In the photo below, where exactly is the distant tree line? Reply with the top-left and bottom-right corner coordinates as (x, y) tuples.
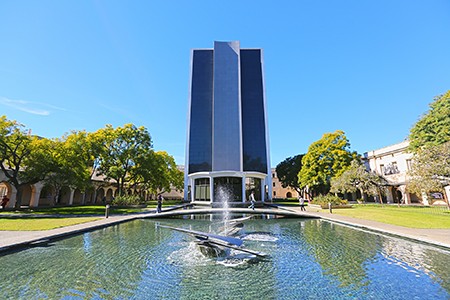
(0, 116), (183, 209)
(276, 90), (450, 207)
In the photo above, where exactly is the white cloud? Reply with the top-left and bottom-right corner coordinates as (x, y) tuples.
(0, 97), (66, 116)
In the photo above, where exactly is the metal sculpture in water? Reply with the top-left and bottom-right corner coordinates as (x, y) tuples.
(158, 216), (267, 258)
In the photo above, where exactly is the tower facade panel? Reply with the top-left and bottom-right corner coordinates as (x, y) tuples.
(188, 50), (213, 174)
(241, 49), (268, 173)
(212, 41), (242, 172)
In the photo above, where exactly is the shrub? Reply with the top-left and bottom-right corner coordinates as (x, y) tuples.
(111, 195), (141, 206)
(313, 194), (348, 206)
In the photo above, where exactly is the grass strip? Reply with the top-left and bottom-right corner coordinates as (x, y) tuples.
(331, 205), (450, 229)
(0, 217), (101, 231)
(0, 203), (185, 216)
(0, 206), (151, 215)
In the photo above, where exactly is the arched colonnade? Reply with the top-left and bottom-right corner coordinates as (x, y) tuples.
(0, 173), (119, 208)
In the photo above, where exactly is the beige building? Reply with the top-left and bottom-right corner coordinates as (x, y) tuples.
(364, 140), (417, 204)
(0, 171), (120, 208)
(271, 168), (300, 199)
(0, 170), (183, 209)
(364, 140), (449, 205)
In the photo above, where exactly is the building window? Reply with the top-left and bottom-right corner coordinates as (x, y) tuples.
(380, 164), (385, 175)
(384, 162), (400, 175)
(406, 159), (413, 171)
(273, 182), (276, 187)
(273, 191), (276, 196)
(245, 177), (261, 201)
(194, 178), (210, 201)
(213, 177), (242, 201)
(272, 173), (275, 178)
(392, 161), (399, 173)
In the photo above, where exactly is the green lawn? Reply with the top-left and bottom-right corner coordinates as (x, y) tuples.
(0, 203), (182, 231)
(3, 203), (448, 231)
(0, 201), (185, 216)
(0, 217), (101, 231)
(330, 205), (450, 229)
(0, 205), (154, 216)
(272, 199), (300, 206)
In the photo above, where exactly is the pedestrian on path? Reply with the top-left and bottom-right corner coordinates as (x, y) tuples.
(248, 191), (255, 210)
(298, 195), (306, 211)
(157, 195), (163, 213)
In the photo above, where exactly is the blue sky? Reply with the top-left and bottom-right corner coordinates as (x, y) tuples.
(1, 1), (449, 167)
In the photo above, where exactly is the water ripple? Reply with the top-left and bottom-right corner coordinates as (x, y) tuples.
(0, 218), (449, 299)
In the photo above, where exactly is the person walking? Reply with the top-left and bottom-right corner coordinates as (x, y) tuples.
(157, 194), (163, 213)
(248, 191), (256, 210)
(298, 194), (306, 211)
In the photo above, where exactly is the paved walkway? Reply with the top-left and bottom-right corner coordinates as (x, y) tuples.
(0, 214), (140, 252)
(1, 205), (449, 253)
(288, 206), (450, 249)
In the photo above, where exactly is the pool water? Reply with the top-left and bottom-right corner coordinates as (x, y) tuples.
(0, 217), (449, 299)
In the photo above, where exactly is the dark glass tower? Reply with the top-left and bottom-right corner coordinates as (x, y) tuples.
(185, 41), (271, 203)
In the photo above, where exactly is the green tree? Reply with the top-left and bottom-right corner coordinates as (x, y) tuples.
(275, 154), (304, 196)
(43, 131), (97, 205)
(40, 139), (70, 205)
(408, 141), (450, 208)
(0, 116), (53, 208)
(409, 90), (450, 152)
(151, 151), (184, 196)
(62, 130), (99, 188)
(93, 124), (153, 196)
(134, 151), (183, 198)
(330, 160), (387, 203)
(298, 130), (358, 195)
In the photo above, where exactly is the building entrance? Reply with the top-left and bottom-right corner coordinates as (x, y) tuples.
(213, 177), (242, 202)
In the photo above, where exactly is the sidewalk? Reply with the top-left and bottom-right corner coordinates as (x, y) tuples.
(0, 214), (140, 252)
(288, 206), (450, 249)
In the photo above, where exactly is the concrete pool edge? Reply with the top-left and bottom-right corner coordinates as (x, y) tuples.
(304, 210), (450, 250)
(0, 206), (449, 254)
(0, 207), (311, 253)
(318, 216), (450, 251)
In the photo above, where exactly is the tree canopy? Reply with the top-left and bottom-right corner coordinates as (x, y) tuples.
(408, 141), (450, 207)
(43, 131), (97, 205)
(0, 116), (54, 208)
(93, 124), (153, 196)
(298, 130), (358, 195)
(330, 160), (387, 202)
(1, 115), (183, 206)
(275, 154), (304, 195)
(409, 90), (450, 152)
(145, 151), (184, 196)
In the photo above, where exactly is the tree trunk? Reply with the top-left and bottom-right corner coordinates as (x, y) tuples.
(359, 188), (367, 203)
(443, 188), (450, 210)
(378, 189), (383, 205)
(53, 189), (61, 206)
(118, 178), (126, 196)
(360, 188), (367, 202)
(14, 186), (23, 209)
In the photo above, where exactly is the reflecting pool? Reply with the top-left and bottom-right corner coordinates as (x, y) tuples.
(0, 217), (449, 299)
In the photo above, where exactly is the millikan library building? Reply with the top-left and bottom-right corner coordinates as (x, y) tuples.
(185, 41), (272, 204)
